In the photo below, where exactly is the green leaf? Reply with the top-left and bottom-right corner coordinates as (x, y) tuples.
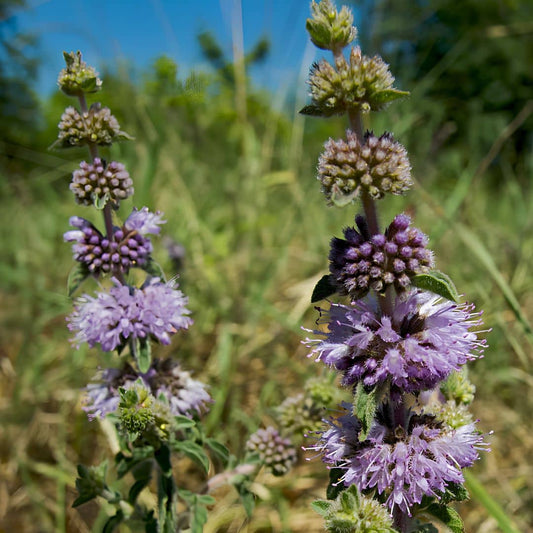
(206, 438), (230, 467)
(412, 271), (460, 302)
(196, 494), (216, 505)
(155, 444), (173, 476)
(63, 51), (75, 67)
(424, 504), (465, 533)
(67, 263), (90, 297)
(331, 186), (359, 207)
(103, 511), (124, 533)
(353, 382), (377, 441)
(311, 274), (337, 303)
(191, 501), (208, 533)
(311, 499), (332, 517)
(72, 492), (96, 508)
(299, 103), (336, 117)
(234, 480), (255, 518)
(173, 414), (196, 429)
(128, 478), (151, 504)
(81, 76), (100, 92)
(440, 482), (469, 504)
(326, 468), (345, 500)
(93, 192), (110, 210)
(134, 337), (152, 373)
(464, 471), (522, 533)
(142, 257), (166, 281)
(173, 440), (210, 473)
(371, 88), (410, 106)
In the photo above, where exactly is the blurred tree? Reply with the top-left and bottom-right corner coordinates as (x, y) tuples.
(197, 30), (269, 86)
(0, 0), (42, 181)
(355, 0), (533, 184)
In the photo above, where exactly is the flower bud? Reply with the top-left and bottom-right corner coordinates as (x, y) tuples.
(329, 213), (434, 299)
(306, 0), (357, 53)
(305, 46), (408, 117)
(319, 130), (412, 205)
(54, 103), (132, 149)
(58, 51), (102, 96)
(313, 485), (395, 533)
(70, 158), (134, 207)
(245, 426), (297, 476)
(440, 369), (476, 405)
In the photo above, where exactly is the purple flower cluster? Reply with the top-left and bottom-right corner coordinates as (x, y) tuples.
(312, 406), (487, 515)
(67, 277), (192, 352)
(83, 359), (211, 420)
(307, 290), (485, 392)
(329, 213), (434, 299)
(246, 426), (298, 476)
(64, 207), (165, 275)
(70, 158), (134, 206)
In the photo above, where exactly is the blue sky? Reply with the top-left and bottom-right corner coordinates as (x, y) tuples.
(13, 0), (330, 96)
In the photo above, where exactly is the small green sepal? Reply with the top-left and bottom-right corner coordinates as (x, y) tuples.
(142, 257), (166, 281)
(412, 270), (460, 302)
(311, 274), (337, 302)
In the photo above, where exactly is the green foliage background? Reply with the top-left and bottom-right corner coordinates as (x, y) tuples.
(1, 1), (532, 531)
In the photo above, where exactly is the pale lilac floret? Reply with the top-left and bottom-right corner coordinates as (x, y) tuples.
(143, 358), (212, 417)
(312, 410), (487, 515)
(306, 290), (485, 392)
(68, 278), (192, 352)
(125, 207), (165, 235)
(83, 359), (211, 420)
(83, 367), (135, 420)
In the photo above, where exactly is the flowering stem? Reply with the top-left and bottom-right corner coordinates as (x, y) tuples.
(76, 92), (126, 285)
(392, 507), (411, 533)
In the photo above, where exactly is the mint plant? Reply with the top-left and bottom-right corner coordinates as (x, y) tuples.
(54, 51), (270, 532)
(301, 2), (490, 532)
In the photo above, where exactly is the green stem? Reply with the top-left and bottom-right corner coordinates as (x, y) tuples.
(157, 464), (178, 532)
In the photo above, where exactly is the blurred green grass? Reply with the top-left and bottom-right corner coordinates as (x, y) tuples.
(2, 13), (533, 533)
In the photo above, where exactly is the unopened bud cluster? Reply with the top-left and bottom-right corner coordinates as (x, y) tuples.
(278, 377), (338, 436)
(314, 485), (395, 533)
(306, 0), (356, 52)
(55, 103), (131, 148)
(58, 50), (102, 96)
(64, 216), (154, 274)
(308, 47), (400, 116)
(70, 158), (134, 206)
(329, 213), (434, 299)
(246, 426), (297, 476)
(319, 130), (412, 204)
